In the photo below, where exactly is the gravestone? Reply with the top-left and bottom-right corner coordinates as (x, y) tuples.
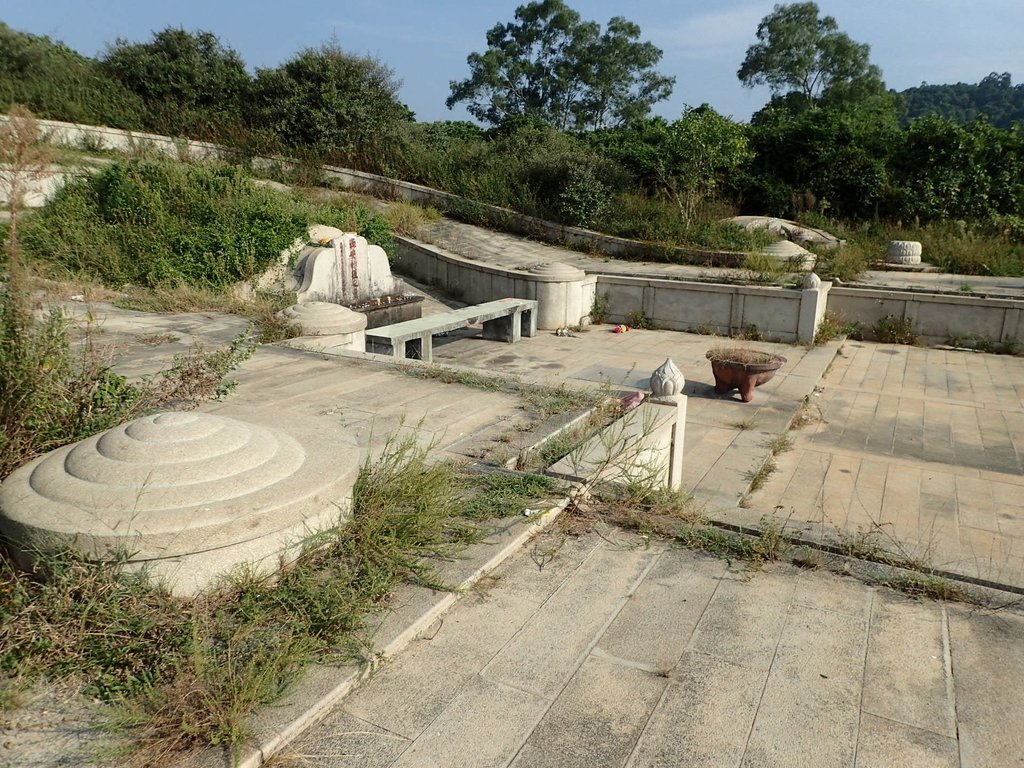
(295, 233), (398, 305)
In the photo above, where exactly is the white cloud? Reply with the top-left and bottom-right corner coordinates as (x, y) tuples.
(651, 3), (773, 60)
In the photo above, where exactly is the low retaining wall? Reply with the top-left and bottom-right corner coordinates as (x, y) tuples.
(829, 287), (1024, 344)
(395, 236), (596, 330)
(396, 236), (828, 342)
(7, 115), (226, 161)
(597, 274), (829, 343)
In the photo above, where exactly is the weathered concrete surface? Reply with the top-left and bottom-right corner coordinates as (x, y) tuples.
(745, 341), (1024, 589)
(291, 534), (1024, 767)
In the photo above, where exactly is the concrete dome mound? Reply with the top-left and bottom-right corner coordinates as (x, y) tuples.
(762, 240), (816, 271)
(0, 412), (360, 594)
(279, 301), (367, 336)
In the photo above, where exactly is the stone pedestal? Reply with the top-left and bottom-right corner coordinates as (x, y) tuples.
(647, 394), (687, 490)
(886, 240), (923, 265)
(528, 262), (587, 330)
(278, 301), (367, 350)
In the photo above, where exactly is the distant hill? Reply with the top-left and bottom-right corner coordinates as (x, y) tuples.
(899, 72), (1024, 128)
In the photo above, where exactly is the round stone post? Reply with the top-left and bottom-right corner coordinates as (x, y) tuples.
(527, 262), (587, 330)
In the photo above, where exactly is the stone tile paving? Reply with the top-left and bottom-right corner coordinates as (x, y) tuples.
(290, 532), (1024, 767)
(430, 324), (836, 511)
(745, 341), (1024, 589)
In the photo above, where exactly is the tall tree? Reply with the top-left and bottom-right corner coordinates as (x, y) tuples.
(248, 42), (412, 169)
(738, 2), (883, 111)
(447, 0), (673, 131)
(101, 28), (250, 138)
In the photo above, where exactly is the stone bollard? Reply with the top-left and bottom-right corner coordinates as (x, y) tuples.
(797, 273), (832, 343)
(649, 358), (687, 490)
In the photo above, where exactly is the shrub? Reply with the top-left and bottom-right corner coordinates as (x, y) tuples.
(873, 314), (918, 345)
(21, 158), (395, 289)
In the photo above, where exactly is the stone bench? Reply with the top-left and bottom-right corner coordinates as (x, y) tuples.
(365, 298), (538, 361)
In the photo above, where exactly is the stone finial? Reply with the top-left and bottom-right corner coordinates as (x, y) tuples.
(802, 272), (822, 289)
(650, 357), (685, 397)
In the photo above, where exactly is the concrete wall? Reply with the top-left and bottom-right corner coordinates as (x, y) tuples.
(829, 287), (1024, 344)
(395, 237), (595, 329)
(597, 275), (817, 343)
(3, 115), (226, 161)
(396, 236), (829, 342)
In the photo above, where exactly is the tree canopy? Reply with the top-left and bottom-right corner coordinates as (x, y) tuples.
(248, 43), (412, 168)
(900, 72), (1024, 129)
(447, 0), (673, 131)
(0, 23), (143, 128)
(738, 2), (884, 111)
(101, 28), (249, 138)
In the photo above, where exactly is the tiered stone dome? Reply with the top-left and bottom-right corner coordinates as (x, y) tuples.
(279, 301), (367, 336)
(0, 412), (358, 567)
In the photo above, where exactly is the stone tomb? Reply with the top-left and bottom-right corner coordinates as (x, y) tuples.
(0, 412), (360, 595)
(293, 229), (424, 327)
(295, 231), (398, 305)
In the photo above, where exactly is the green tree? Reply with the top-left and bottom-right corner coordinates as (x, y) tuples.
(591, 106), (752, 223)
(247, 42), (412, 170)
(0, 23), (143, 128)
(101, 28), (250, 138)
(738, 2), (884, 112)
(447, 0), (673, 130)
(889, 116), (1024, 222)
(743, 105), (895, 219)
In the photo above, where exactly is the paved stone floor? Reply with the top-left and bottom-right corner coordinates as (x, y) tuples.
(290, 530), (1024, 768)
(28, 293), (1024, 768)
(745, 342), (1024, 589)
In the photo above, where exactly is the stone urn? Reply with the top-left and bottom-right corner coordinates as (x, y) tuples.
(706, 348), (787, 403)
(886, 240), (922, 265)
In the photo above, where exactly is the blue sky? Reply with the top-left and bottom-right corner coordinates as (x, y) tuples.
(5, 1), (1023, 123)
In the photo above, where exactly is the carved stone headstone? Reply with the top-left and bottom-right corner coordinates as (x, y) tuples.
(294, 233), (398, 305)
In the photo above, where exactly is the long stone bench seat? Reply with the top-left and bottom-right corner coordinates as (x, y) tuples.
(365, 298), (538, 362)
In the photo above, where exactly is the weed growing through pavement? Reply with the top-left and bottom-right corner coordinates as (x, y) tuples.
(395, 363), (601, 420)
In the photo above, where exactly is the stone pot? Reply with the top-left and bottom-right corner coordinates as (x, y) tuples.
(706, 348), (787, 402)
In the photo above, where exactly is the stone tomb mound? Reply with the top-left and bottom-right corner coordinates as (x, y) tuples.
(0, 412), (360, 595)
(293, 230), (424, 328)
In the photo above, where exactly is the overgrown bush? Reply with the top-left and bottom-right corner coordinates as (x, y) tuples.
(21, 158), (395, 289)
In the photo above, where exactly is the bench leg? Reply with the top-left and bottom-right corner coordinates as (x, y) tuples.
(521, 307), (537, 337)
(366, 338), (396, 357)
(482, 313), (521, 343)
(404, 334), (432, 362)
